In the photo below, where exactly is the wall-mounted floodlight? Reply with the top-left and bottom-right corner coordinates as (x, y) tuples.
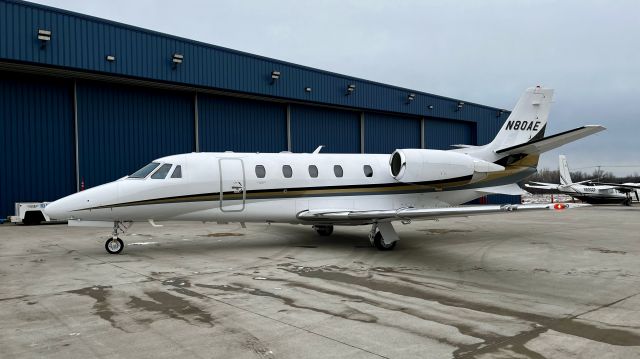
(496, 109), (505, 117)
(172, 53), (183, 68)
(346, 84), (356, 95)
(37, 29), (51, 48)
(406, 93), (416, 104)
(305, 87), (312, 92)
(106, 55), (116, 62)
(427, 105), (434, 110)
(270, 70), (280, 84)
(456, 101), (464, 111)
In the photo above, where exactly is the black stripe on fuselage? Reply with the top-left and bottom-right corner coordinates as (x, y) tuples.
(75, 175), (475, 211)
(78, 164), (536, 211)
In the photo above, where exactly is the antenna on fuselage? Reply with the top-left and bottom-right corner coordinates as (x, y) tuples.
(312, 145), (325, 154)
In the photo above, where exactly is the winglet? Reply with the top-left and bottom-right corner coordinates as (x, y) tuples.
(312, 145), (325, 154)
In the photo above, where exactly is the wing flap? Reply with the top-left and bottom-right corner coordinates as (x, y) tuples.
(297, 203), (587, 222)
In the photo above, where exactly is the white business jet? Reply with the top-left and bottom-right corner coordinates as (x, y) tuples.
(45, 87), (604, 254)
(526, 155), (638, 205)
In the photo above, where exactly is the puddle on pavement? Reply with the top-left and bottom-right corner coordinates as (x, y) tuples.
(196, 283), (377, 323)
(420, 229), (472, 235)
(278, 264), (640, 357)
(587, 247), (627, 255)
(199, 233), (245, 238)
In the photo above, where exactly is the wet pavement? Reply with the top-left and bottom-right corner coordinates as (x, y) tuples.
(1, 205), (639, 358)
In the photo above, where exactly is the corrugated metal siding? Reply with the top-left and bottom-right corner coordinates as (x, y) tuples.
(0, 72), (75, 218)
(290, 105), (360, 153)
(0, 0), (509, 124)
(425, 118), (476, 150)
(76, 81), (194, 187)
(488, 194), (521, 204)
(198, 94), (287, 152)
(364, 113), (421, 153)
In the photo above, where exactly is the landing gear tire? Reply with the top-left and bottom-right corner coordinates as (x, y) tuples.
(624, 198), (632, 206)
(373, 231), (396, 251)
(314, 225), (334, 236)
(105, 238), (124, 254)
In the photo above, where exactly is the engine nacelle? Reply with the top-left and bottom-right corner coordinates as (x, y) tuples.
(389, 149), (504, 184)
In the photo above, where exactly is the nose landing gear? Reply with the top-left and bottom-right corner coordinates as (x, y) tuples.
(105, 221), (133, 254)
(105, 238), (124, 254)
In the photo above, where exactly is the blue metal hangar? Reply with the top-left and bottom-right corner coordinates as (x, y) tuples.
(0, 0), (517, 219)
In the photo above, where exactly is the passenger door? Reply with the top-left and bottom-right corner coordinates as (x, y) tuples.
(219, 158), (245, 212)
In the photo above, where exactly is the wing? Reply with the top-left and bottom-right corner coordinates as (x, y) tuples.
(593, 182), (640, 191)
(296, 203), (586, 224)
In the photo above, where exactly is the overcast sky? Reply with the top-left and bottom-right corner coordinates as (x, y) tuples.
(34, 0), (640, 175)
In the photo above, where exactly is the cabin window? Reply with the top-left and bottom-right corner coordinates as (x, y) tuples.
(282, 165), (293, 178)
(308, 165), (318, 178)
(363, 165), (373, 177)
(171, 165), (182, 178)
(334, 165), (343, 178)
(151, 163), (173, 179)
(129, 162), (160, 179)
(255, 165), (266, 178)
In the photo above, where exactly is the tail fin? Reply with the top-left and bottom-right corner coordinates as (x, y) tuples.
(488, 86), (553, 151)
(558, 155), (573, 185)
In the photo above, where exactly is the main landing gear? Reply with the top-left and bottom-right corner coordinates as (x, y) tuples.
(369, 222), (399, 251)
(105, 221), (132, 254)
(313, 225), (334, 236)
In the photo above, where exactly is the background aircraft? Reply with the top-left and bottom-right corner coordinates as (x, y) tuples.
(526, 155), (638, 205)
(45, 87), (602, 254)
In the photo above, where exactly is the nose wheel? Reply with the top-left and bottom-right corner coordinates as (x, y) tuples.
(104, 221), (132, 254)
(105, 238), (124, 254)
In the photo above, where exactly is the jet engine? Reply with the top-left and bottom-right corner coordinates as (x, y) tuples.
(389, 149), (504, 185)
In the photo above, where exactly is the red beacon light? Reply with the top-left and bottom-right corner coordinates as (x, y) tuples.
(553, 203), (567, 210)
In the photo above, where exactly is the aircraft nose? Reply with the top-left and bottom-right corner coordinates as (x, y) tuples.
(44, 197), (74, 220)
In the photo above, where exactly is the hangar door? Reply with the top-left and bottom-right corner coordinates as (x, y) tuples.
(76, 82), (195, 188)
(290, 105), (360, 153)
(364, 113), (421, 153)
(198, 95), (287, 152)
(425, 118), (476, 150)
(0, 73), (75, 218)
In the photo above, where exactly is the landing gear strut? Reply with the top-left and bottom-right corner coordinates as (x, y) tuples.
(369, 222), (398, 251)
(105, 221), (132, 254)
(313, 225), (334, 236)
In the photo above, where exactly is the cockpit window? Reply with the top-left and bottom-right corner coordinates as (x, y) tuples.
(151, 164), (173, 179)
(129, 162), (160, 179)
(171, 165), (182, 178)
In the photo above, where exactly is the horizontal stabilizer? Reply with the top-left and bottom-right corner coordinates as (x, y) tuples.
(525, 183), (559, 190)
(496, 125), (605, 155)
(477, 184), (525, 196)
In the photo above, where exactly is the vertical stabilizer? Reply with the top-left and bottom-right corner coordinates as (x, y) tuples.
(489, 87), (554, 152)
(559, 155), (573, 185)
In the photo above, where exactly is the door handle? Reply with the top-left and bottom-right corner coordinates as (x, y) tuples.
(231, 181), (244, 193)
